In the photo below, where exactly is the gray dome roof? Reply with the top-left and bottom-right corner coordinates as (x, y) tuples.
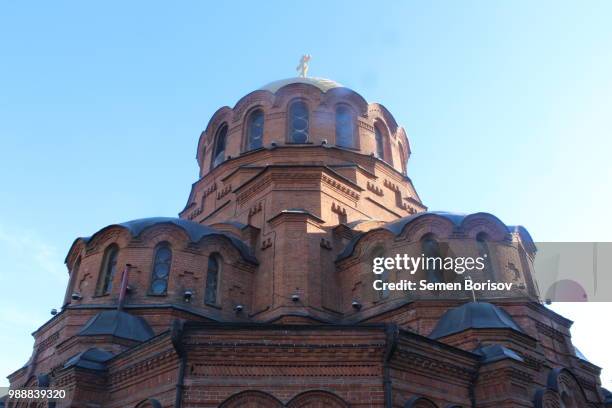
(69, 217), (258, 264)
(336, 211), (534, 261)
(78, 310), (155, 342)
(429, 302), (523, 339)
(260, 77), (343, 93)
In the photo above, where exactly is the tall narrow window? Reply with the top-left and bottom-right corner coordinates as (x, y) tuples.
(150, 243), (172, 295)
(246, 109), (264, 150)
(421, 234), (444, 283)
(211, 124), (228, 169)
(476, 232), (495, 279)
(288, 101), (309, 143)
(63, 257), (81, 306)
(205, 254), (221, 305)
(372, 247), (389, 300)
(398, 142), (407, 175)
(97, 245), (118, 295)
(335, 105), (355, 148)
(374, 125), (385, 160)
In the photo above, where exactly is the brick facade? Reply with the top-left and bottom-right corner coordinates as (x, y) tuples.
(4, 77), (607, 408)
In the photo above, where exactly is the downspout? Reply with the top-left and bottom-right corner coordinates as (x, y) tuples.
(171, 319), (186, 408)
(468, 361), (481, 408)
(383, 324), (399, 408)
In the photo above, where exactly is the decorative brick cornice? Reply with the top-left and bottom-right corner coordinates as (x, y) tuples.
(321, 174), (360, 200)
(395, 350), (475, 379)
(36, 331), (60, 353)
(331, 202), (347, 216)
(217, 184), (232, 200)
(261, 237), (273, 250)
(190, 362), (378, 377)
(535, 321), (565, 342)
(248, 201), (263, 217)
(366, 181), (384, 196)
(357, 119), (374, 133)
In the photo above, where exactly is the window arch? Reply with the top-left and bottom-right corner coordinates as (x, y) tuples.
(149, 243), (172, 295)
(205, 253), (222, 305)
(97, 244), (118, 295)
(211, 124), (228, 169)
(420, 234), (444, 283)
(476, 232), (495, 279)
(335, 105), (355, 148)
(371, 247), (389, 300)
(398, 142), (407, 175)
(288, 100), (309, 143)
(246, 109), (264, 151)
(374, 124), (385, 160)
(63, 257), (81, 306)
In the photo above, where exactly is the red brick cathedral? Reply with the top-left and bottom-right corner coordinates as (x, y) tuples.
(6, 76), (611, 408)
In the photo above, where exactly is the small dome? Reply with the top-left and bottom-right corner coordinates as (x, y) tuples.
(429, 302), (523, 339)
(64, 347), (114, 371)
(78, 310), (155, 342)
(260, 77), (343, 93)
(71, 217), (258, 265)
(473, 344), (524, 363)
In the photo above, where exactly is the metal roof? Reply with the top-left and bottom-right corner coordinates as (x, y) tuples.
(69, 217), (258, 265)
(64, 347), (114, 371)
(78, 310), (155, 342)
(429, 302), (524, 339)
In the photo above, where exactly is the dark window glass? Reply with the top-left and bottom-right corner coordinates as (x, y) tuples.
(372, 248), (389, 300)
(150, 244), (172, 295)
(98, 245), (118, 295)
(476, 232), (495, 279)
(398, 142), (407, 174)
(247, 109), (264, 150)
(211, 124), (228, 169)
(335, 105), (354, 148)
(289, 101), (309, 143)
(64, 257), (81, 306)
(421, 235), (443, 283)
(205, 254), (220, 305)
(375, 125), (385, 159)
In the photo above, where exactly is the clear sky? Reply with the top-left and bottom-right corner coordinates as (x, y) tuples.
(1, 0), (611, 389)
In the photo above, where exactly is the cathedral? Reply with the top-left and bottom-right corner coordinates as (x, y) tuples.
(4, 74), (611, 408)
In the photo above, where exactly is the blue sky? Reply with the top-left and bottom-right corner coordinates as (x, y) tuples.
(1, 1), (611, 388)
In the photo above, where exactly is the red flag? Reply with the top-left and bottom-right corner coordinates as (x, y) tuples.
(117, 264), (131, 310)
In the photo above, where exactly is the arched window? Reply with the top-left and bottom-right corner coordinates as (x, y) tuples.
(246, 109), (264, 150)
(420, 234), (444, 283)
(372, 247), (389, 300)
(398, 142), (407, 175)
(97, 245), (118, 295)
(149, 243), (172, 295)
(63, 257), (81, 306)
(288, 101), (309, 143)
(211, 124), (228, 169)
(205, 253), (221, 305)
(335, 105), (355, 148)
(476, 232), (495, 279)
(374, 124), (385, 160)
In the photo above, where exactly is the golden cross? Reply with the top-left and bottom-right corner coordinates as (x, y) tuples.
(296, 54), (311, 78)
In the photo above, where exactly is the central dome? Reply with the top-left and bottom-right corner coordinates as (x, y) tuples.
(260, 77), (343, 93)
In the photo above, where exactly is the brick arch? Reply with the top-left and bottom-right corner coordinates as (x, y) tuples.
(547, 368), (589, 407)
(461, 213), (509, 241)
(286, 390), (349, 408)
(219, 390), (283, 408)
(534, 388), (561, 408)
(404, 395), (439, 408)
(134, 399), (162, 408)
